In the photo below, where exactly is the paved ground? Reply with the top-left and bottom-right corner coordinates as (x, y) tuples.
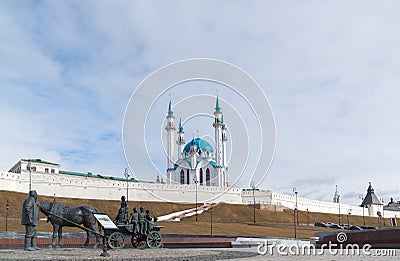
(0, 247), (398, 260)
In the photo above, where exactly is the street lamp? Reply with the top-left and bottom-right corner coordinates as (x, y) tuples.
(210, 206), (213, 237)
(124, 168), (129, 203)
(382, 198), (385, 226)
(347, 210), (351, 227)
(193, 174), (198, 222)
(359, 194), (365, 225)
(250, 181), (256, 224)
(27, 162), (32, 192)
(293, 187), (298, 238)
(5, 201), (10, 232)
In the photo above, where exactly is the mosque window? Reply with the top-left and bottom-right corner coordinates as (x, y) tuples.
(51, 169), (55, 174)
(186, 169), (190, 184)
(180, 170), (184, 184)
(45, 168), (49, 173)
(200, 168), (203, 185)
(206, 168), (210, 186)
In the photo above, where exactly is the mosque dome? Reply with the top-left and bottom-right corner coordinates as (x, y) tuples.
(183, 138), (214, 153)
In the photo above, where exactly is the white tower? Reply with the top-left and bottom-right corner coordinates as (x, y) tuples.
(221, 116), (228, 186)
(177, 118), (185, 159)
(165, 100), (176, 184)
(212, 96), (224, 187)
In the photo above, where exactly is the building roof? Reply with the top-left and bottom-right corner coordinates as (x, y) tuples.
(22, 159), (60, 166)
(361, 182), (382, 206)
(183, 138), (214, 153)
(215, 95), (221, 112)
(178, 118), (184, 133)
(167, 100), (174, 117)
(59, 170), (141, 182)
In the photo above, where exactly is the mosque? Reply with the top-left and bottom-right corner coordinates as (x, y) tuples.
(165, 96), (228, 187)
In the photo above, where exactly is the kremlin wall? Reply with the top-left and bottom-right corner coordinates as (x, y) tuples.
(2, 159), (399, 220)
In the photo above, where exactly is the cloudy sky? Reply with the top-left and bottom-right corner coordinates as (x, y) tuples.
(1, 1), (400, 205)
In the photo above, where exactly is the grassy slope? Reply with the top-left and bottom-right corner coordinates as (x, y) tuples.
(0, 190), (386, 239)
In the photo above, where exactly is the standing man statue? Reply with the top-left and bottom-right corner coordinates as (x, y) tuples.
(129, 207), (139, 234)
(21, 190), (40, 251)
(138, 206), (146, 235)
(145, 209), (152, 234)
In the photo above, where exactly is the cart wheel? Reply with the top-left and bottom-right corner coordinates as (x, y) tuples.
(131, 234), (146, 249)
(107, 232), (125, 249)
(146, 231), (163, 249)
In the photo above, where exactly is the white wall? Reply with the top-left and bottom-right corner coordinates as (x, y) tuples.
(0, 170), (242, 204)
(242, 189), (394, 218)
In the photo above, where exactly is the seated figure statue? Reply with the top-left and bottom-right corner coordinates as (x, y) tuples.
(114, 196), (128, 225)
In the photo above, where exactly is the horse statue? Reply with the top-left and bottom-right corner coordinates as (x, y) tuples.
(37, 200), (102, 248)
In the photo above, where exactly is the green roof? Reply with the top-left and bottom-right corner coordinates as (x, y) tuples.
(59, 170), (141, 182)
(22, 159), (60, 166)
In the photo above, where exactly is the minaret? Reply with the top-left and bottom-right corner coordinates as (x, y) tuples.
(333, 185), (340, 203)
(221, 116), (228, 186)
(189, 138), (198, 172)
(165, 100), (176, 184)
(177, 118), (185, 159)
(212, 95), (223, 187)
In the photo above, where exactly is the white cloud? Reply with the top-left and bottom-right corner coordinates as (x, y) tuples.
(1, 1), (400, 205)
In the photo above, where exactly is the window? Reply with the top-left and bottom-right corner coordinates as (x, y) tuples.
(45, 168), (49, 173)
(186, 169), (190, 185)
(51, 169), (55, 174)
(180, 170), (185, 184)
(206, 168), (210, 186)
(200, 168), (203, 185)
(31, 166), (36, 172)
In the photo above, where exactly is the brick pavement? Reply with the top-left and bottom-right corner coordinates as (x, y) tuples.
(0, 247), (398, 260)
(0, 247), (257, 260)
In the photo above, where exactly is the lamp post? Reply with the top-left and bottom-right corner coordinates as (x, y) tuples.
(251, 181), (256, 224)
(5, 201), (10, 232)
(382, 198), (385, 226)
(293, 187), (298, 238)
(194, 174), (198, 222)
(124, 168), (129, 203)
(210, 206), (213, 237)
(337, 194), (341, 226)
(347, 210), (351, 227)
(359, 194), (365, 225)
(27, 162), (32, 191)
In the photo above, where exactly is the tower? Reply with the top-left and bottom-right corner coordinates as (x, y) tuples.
(177, 118), (185, 159)
(212, 95), (224, 186)
(221, 116), (228, 186)
(333, 185), (340, 203)
(165, 100), (176, 184)
(360, 182), (383, 217)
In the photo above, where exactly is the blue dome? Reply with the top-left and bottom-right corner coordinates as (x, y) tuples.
(183, 138), (214, 153)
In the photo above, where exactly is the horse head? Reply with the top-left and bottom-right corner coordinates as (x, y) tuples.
(37, 200), (52, 216)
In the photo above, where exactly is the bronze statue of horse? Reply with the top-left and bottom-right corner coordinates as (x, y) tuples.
(37, 200), (101, 248)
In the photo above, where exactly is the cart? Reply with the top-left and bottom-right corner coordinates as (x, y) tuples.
(100, 218), (164, 249)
